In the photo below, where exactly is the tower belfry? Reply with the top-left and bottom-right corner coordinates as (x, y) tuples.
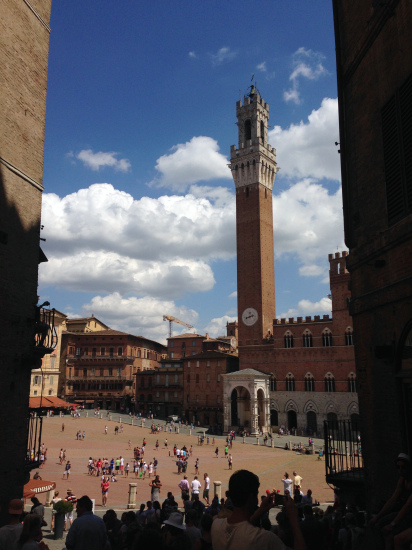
(230, 86), (277, 347)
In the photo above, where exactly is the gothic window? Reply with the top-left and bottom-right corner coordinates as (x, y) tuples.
(348, 373), (357, 393)
(284, 331), (294, 348)
(322, 330), (333, 347)
(345, 328), (354, 346)
(245, 119), (251, 141)
(270, 378), (277, 391)
(303, 331), (313, 348)
(324, 373), (336, 392)
(305, 374), (315, 392)
(260, 120), (265, 143)
(286, 373), (295, 392)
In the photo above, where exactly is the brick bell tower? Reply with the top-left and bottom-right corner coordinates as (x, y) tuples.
(230, 85), (277, 346)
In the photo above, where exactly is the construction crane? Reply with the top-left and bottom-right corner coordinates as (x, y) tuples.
(163, 315), (194, 338)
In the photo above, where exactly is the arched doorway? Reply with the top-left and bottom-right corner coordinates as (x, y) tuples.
(307, 411), (317, 434)
(270, 410), (278, 426)
(287, 410), (297, 430)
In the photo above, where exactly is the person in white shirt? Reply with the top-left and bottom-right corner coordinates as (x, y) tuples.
(191, 476), (201, 501)
(281, 472), (293, 495)
(203, 473), (210, 505)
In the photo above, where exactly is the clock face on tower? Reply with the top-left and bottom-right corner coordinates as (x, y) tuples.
(242, 307), (258, 326)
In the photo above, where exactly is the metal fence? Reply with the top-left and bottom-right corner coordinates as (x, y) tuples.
(26, 415), (43, 471)
(324, 420), (364, 481)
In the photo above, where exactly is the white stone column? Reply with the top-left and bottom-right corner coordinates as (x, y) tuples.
(127, 483), (137, 509)
(214, 481), (222, 500)
(250, 398), (259, 436)
(223, 400), (231, 434)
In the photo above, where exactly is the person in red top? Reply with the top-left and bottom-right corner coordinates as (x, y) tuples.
(101, 477), (110, 507)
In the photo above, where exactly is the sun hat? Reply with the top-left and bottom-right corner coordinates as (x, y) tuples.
(163, 512), (186, 530)
(8, 499), (24, 514)
(67, 488), (73, 492)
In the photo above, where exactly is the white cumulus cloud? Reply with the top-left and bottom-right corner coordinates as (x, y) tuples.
(40, 182), (236, 298)
(77, 293), (199, 344)
(152, 136), (231, 192)
(75, 149), (131, 172)
(278, 296), (332, 320)
(284, 47), (328, 105)
(273, 178), (345, 273)
(269, 98), (340, 181)
(203, 315), (237, 339)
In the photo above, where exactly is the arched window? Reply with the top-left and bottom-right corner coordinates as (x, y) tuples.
(284, 331), (294, 348)
(345, 328), (354, 346)
(286, 373), (295, 392)
(260, 120), (265, 143)
(303, 331), (313, 348)
(348, 373), (356, 392)
(322, 329), (333, 347)
(324, 373), (336, 392)
(304, 374), (315, 392)
(245, 119), (251, 141)
(270, 378), (277, 391)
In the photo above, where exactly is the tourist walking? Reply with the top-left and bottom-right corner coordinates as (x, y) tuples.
(149, 475), (162, 503)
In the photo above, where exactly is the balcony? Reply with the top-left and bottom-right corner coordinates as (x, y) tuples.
(67, 354), (134, 362)
(324, 420), (365, 504)
(26, 416), (43, 472)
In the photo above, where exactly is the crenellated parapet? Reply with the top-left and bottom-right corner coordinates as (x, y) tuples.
(275, 315), (331, 325)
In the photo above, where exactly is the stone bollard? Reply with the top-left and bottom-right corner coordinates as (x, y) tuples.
(214, 481), (222, 501)
(243, 435), (246, 444)
(189, 429), (192, 436)
(127, 483), (137, 509)
(256, 437), (259, 446)
(45, 489), (54, 507)
(100, 413), (103, 419)
(289, 440), (292, 450)
(141, 420), (144, 428)
(271, 438), (274, 448)
(177, 427), (179, 434)
(86, 412), (88, 418)
(109, 415), (112, 421)
(119, 417), (122, 424)
(310, 443), (314, 455)
(131, 418), (134, 426)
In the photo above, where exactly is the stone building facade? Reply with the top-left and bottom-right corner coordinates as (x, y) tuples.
(64, 329), (166, 410)
(332, 0), (412, 517)
(0, 0), (52, 524)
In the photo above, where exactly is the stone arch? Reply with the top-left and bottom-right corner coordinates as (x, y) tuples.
(270, 400), (279, 411)
(303, 400), (319, 414)
(347, 401), (359, 416)
(324, 400), (338, 415)
(284, 399), (298, 413)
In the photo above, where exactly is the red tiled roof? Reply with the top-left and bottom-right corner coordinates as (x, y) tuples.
(29, 396), (78, 409)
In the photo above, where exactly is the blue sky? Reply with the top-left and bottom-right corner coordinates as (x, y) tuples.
(39, 1), (344, 344)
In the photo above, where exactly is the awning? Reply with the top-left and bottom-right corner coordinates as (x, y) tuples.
(23, 479), (56, 499)
(29, 396), (78, 409)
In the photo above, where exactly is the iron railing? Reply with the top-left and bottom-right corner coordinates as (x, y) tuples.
(26, 415), (43, 471)
(324, 420), (364, 484)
